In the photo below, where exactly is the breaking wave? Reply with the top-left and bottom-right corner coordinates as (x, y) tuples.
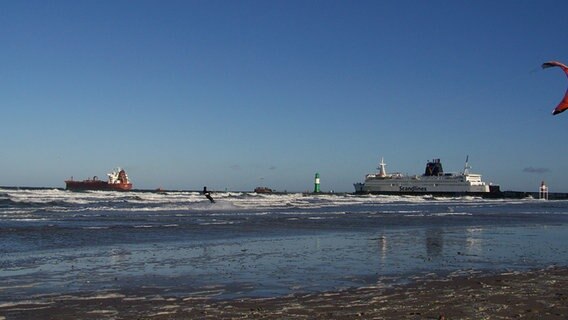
(0, 187), (565, 223)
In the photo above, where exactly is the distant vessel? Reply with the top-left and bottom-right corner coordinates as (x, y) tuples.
(65, 168), (133, 191)
(354, 157), (500, 196)
(254, 187), (273, 193)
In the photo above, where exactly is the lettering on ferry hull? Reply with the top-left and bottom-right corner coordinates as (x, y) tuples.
(399, 186), (427, 192)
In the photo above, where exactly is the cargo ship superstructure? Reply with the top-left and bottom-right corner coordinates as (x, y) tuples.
(354, 157), (499, 196)
(65, 168), (133, 191)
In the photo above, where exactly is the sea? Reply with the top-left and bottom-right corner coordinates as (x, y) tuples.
(2, 188), (568, 302)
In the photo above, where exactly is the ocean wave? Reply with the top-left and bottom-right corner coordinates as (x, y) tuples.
(0, 188), (556, 221)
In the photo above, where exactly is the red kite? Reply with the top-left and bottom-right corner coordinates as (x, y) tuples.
(542, 61), (568, 115)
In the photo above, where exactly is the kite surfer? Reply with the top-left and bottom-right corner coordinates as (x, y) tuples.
(203, 186), (215, 203)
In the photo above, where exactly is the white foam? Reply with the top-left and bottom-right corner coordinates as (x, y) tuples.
(0, 301), (52, 308)
(58, 293), (126, 300)
(1, 188), (554, 220)
(86, 310), (118, 315)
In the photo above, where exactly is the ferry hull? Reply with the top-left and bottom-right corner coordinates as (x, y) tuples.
(353, 188), (502, 198)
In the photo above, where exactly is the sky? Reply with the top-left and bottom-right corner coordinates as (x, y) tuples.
(2, 0), (568, 192)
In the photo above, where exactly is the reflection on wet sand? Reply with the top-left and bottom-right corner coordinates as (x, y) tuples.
(465, 227), (484, 256)
(426, 228), (443, 259)
(378, 235), (387, 261)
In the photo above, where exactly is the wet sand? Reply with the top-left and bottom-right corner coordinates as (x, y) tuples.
(4, 193), (568, 319)
(2, 266), (567, 319)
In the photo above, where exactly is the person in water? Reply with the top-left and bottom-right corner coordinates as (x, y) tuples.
(203, 186), (215, 203)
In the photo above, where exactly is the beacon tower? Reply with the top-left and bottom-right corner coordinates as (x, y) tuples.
(314, 173), (321, 193)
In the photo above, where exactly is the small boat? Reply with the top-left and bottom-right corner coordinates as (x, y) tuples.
(254, 187), (273, 193)
(65, 168), (133, 191)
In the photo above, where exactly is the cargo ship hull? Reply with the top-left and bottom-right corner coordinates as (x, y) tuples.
(65, 168), (133, 191)
(65, 180), (132, 191)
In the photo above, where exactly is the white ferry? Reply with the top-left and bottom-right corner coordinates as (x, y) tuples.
(354, 157), (500, 196)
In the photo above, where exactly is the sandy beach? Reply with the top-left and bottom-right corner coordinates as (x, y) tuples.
(2, 266), (567, 319)
(3, 191), (568, 319)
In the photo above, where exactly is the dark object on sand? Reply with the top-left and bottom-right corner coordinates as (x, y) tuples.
(203, 186), (215, 203)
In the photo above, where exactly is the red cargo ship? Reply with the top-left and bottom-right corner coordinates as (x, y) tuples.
(65, 168), (133, 191)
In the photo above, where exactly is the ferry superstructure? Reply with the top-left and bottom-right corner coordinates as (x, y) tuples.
(354, 157), (499, 196)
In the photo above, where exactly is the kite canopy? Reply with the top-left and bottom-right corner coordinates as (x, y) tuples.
(542, 61), (568, 72)
(542, 61), (568, 115)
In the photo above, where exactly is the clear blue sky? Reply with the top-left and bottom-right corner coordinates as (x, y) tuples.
(2, 0), (568, 192)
